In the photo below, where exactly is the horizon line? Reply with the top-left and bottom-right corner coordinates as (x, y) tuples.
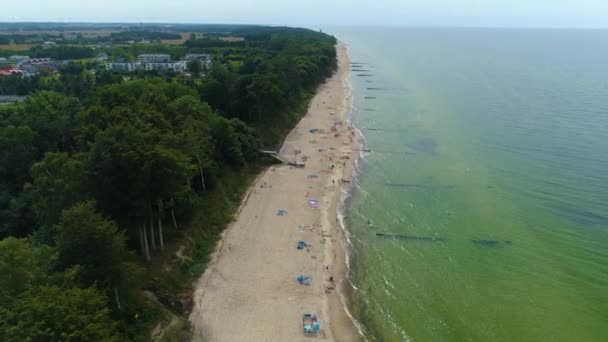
(0, 21), (607, 30)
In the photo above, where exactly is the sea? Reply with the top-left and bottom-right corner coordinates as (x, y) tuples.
(330, 27), (608, 341)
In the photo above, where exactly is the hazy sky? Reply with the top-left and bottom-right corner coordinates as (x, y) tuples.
(2, 0), (608, 28)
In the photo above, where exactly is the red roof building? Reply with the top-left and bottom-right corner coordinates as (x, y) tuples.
(0, 66), (22, 76)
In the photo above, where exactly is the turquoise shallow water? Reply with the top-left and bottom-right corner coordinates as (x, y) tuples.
(330, 28), (608, 341)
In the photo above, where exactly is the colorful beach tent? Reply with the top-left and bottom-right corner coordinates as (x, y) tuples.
(297, 240), (306, 249)
(303, 314), (319, 335)
(296, 275), (311, 285)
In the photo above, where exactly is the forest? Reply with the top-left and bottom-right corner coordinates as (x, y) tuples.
(0, 25), (336, 340)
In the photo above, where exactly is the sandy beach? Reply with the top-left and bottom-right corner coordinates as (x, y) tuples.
(189, 43), (362, 341)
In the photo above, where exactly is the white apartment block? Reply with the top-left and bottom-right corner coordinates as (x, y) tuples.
(184, 53), (212, 69)
(137, 54), (171, 63)
(105, 53), (209, 73)
(105, 62), (140, 72)
(143, 61), (187, 72)
(106, 61), (187, 73)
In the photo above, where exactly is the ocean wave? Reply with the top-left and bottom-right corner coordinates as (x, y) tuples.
(336, 196), (368, 341)
(335, 59), (369, 340)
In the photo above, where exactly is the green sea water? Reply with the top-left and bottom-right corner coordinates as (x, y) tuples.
(331, 28), (608, 341)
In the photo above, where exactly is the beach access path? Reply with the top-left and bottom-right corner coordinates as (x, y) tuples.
(189, 43), (361, 342)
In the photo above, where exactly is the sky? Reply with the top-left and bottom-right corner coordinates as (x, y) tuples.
(2, 0), (608, 28)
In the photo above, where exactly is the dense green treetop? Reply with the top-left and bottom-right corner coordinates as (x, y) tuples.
(0, 286), (121, 342)
(0, 25), (337, 340)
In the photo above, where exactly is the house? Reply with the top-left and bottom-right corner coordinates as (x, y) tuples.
(9, 55), (30, 63)
(17, 60), (59, 77)
(19, 64), (38, 77)
(43, 41), (58, 48)
(96, 52), (109, 61)
(137, 54), (171, 63)
(29, 58), (52, 64)
(0, 66), (23, 76)
(14, 58), (58, 77)
(0, 95), (27, 105)
(32, 62), (60, 75)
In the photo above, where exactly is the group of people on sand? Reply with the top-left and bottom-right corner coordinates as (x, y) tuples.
(324, 265), (336, 294)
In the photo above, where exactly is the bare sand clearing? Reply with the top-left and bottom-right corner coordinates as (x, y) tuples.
(190, 43), (362, 342)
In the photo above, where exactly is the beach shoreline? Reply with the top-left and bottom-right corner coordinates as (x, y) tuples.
(320, 44), (364, 342)
(189, 42), (362, 341)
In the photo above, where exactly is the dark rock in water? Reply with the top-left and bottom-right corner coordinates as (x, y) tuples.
(357, 74), (373, 77)
(549, 204), (608, 226)
(351, 69), (369, 72)
(363, 108), (376, 112)
(364, 96), (377, 99)
(409, 137), (437, 155)
(367, 87), (386, 90)
(472, 239), (499, 247)
(376, 233), (444, 242)
(472, 239), (513, 247)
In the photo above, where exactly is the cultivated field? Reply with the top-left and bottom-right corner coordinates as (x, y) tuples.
(0, 44), (32, 51)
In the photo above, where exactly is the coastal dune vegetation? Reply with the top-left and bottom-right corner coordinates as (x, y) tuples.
(0, 24), (336, 340)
